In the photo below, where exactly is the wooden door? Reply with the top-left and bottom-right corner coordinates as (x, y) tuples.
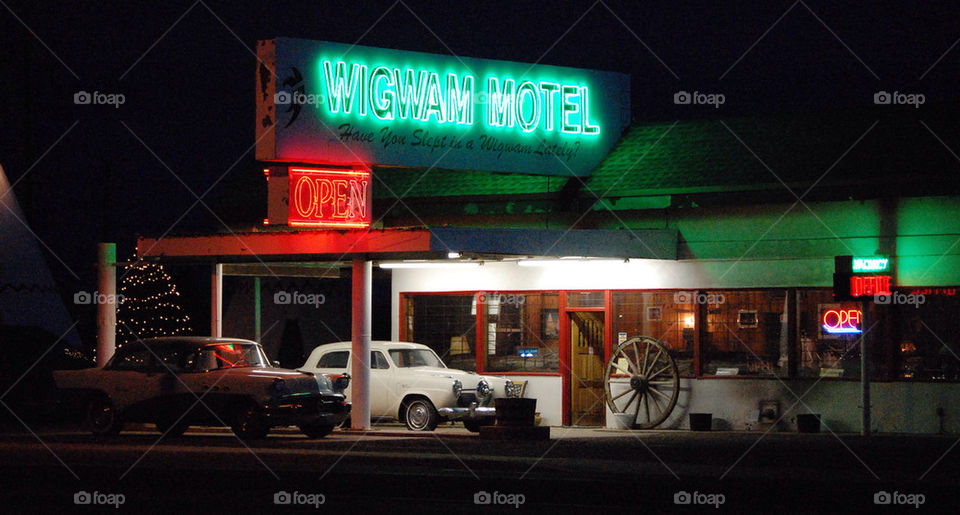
(569, 311), (605, 426)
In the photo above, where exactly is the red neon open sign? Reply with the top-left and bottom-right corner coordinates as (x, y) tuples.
(288, 168), (371, 228)
(822, 308), (861, 334)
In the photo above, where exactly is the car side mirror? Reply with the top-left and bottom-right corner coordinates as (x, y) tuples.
(334, 373), (351, 390)
(272, 360), (280, 367)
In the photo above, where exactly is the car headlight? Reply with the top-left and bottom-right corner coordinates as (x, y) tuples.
(477, 378), (491, 398)
(452, 379), (462, 397)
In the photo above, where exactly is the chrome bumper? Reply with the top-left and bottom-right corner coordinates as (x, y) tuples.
(438, 403), (496, 421)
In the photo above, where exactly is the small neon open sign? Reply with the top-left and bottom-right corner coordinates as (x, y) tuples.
(822, 308), (862, 334)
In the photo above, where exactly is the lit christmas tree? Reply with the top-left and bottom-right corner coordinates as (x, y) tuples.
(117, 259), (192, 346)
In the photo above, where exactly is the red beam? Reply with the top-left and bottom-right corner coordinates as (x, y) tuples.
(138, 229), (432, 259)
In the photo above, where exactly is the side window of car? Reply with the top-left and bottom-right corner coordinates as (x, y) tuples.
(155, 347), (190, 373)
(110, 348), (153, 372)
(317, 351), (349, 369)
(372, 351), (390, 369)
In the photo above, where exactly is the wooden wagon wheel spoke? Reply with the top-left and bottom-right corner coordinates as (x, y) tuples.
(604, 336), (680, 430)
(648, 363), (673, 380)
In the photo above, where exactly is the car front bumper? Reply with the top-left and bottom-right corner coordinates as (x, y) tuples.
(264, 393), (351, 427)
(438, 404), (496, 421)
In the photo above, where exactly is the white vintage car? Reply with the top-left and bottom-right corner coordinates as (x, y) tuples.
(300, 341), (521, 431)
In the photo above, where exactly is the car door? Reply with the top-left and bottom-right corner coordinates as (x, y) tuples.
(105, 344), (167, 419)
(368, 350), (394, 417)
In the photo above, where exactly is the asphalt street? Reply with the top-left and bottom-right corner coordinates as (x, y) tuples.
(0, 424), (957, 513)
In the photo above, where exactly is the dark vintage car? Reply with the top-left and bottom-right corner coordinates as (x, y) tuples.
(53, 337), (350, 439)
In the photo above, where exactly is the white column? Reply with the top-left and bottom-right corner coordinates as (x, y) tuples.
(96, 243), (116, 367)
(211, 263), (223, 337)
(350, 258), (372, 430)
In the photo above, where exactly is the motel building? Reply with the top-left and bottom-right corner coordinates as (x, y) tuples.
(138, 38), (960, 433)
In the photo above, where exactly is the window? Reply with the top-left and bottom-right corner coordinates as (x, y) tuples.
(317, 351), (349, 369)
(109, 346), (153, 372)
(797, 289), (863, 379)
(388, 348), (444, 368)
(702, 290), (788, 377)
(372, 351), (390, 369)
(403, 294), (476, 371)
(613, 291), (696, 376)
(198, 343), (268, 371)
(484, 293), (560, 373)
(155, 345), (194, 373)
(894, 288), (960, 381)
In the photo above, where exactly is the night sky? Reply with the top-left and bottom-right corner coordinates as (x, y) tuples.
(2, 1), (959, 342)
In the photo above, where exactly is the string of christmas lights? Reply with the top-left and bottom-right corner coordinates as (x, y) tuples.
(117, 256), (192, 347)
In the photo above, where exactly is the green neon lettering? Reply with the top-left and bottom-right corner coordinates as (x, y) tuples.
(357, 65), (368, 116)
(423, 72), (445, 122)
(393, 68), (428, 120)
(447, 73), (474, 125)
(369, 66), (394, 120)
(488, 77), (515, 127)
(561, 84), (581, 134)
(516, 81), (540, 132)
(580, 86), (598, 135)
(538, 82), (559, 131)
(322, 60), (361, 114)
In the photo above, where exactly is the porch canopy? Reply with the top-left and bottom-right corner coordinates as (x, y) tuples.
(137, 226), (678, 263)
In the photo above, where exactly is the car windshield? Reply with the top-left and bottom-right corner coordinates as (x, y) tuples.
(388, 348), (444, 368)
(197, 343), (268, 370)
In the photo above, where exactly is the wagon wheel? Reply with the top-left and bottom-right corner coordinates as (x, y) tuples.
(604, 336), (679, 429)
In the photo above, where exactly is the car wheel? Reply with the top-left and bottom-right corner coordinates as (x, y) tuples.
(155, 417), (189, 437)
(87, 396), (123, 436)
(403, 397), (439, 431)
(231, 404), (269, 440)
(300, 423), (335, 439)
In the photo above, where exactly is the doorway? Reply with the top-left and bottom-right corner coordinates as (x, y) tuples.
(568, 311), (605, 426)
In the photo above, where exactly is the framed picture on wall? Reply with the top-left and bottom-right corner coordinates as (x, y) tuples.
(737, 310), (759, 328)
(541, 309), (559, 340)
(646, 306), (662, 321)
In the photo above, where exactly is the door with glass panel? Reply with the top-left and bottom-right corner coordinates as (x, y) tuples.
(569, 311), (605, 426)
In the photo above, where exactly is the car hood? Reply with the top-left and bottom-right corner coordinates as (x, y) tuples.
(406, 367), (509, 387)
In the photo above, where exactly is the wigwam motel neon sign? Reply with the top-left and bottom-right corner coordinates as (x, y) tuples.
(256, 38), (630, 177)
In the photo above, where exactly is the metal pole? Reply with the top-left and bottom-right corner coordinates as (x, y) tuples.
(350, 258), (372, 430)
(211, 263), (222, 338)
(96, 243), (117, 367)
(861, 298), (870, 436)
(253, 276), (262, 342)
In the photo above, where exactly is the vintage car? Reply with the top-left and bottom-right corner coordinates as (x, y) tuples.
(53, 337), (351, 439)
(299, 341), (521, 431)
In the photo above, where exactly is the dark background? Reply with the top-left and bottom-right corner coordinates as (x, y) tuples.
(1, 1), (958, 346)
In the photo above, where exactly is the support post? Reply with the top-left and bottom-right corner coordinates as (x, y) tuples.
(211, 263), (223, 337)
(350, 258), (372, 430)
(253, 276), (262, 342)
(96, 243), (117, 367)
(861, 298), (870, 436)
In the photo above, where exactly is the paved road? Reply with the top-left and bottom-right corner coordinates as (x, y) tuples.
(0, 425), (957, 512)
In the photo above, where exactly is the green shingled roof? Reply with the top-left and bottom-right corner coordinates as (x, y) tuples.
(373, 106), (960, 201)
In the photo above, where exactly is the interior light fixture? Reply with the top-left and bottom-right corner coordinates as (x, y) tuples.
(447, 252), (462, 259)
(379, 261), (481, 269)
